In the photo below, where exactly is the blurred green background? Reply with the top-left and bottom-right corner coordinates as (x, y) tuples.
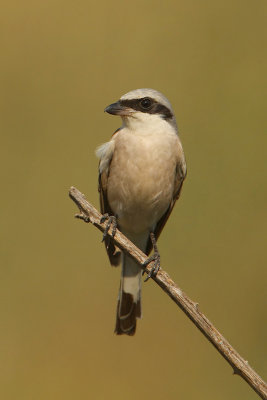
(0, 1), (266, 399)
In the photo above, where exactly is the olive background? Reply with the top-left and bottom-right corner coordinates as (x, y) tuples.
(0, 1), (266, 399)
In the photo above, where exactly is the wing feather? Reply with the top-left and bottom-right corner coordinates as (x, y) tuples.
(145, 162), (186, 255)
(98, 139), (121, 266)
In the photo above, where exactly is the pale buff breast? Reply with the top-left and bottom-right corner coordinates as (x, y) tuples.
(107, 128), (181, 233)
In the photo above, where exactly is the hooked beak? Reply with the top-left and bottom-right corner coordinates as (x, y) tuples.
(104, 101), (132, 116)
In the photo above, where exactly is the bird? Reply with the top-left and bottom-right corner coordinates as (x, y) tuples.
(96, 88), (186, 336)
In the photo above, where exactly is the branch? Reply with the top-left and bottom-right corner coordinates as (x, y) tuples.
(69, 186), (267, 399)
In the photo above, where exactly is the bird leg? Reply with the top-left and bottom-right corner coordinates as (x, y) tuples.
(142, 232), (160, 282)
(100, 213), (117, 241)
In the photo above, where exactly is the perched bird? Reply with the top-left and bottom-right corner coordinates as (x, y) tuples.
(96, 88), (186, 335)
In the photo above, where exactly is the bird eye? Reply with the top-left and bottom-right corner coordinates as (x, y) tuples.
(140, 97), (152, 109)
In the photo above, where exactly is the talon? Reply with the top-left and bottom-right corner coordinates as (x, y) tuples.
(143, 256), (160, 282)
(142, 255), (155, 280)
(143, 232), (161, 281)
(100, 213), (117, 241)
(144, 272), (152, 283)
(142, 254), (155, 267)
(100, 213), (109, 224)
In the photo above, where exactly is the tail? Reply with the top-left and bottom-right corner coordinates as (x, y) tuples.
(115, 254), (142, 336)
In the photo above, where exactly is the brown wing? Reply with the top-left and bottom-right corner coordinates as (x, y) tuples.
(145, 162), (186, 255)
(98, 159), (121, 266)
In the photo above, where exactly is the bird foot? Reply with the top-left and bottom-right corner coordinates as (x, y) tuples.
(142, 232), (160, 282)
(100, 213), (117, 241)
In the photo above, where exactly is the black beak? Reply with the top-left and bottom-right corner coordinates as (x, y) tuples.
(104, 101), (132, 116)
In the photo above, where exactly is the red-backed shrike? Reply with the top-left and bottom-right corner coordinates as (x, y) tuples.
(96, 88), (186, 335)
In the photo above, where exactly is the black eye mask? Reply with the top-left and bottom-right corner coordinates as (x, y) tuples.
(119, 97), (173, 120)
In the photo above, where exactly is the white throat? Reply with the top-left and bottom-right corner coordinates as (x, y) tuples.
(122, 112), (177, 136)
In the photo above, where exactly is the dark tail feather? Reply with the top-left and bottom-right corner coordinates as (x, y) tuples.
(115, 291), (141, 336)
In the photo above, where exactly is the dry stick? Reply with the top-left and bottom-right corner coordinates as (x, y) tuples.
(69, 186), (267, 399)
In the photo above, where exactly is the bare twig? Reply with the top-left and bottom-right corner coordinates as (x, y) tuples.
(69, 186), (267, 399)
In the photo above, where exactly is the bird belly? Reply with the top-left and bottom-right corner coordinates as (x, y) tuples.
(107, 131), (177, 234)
